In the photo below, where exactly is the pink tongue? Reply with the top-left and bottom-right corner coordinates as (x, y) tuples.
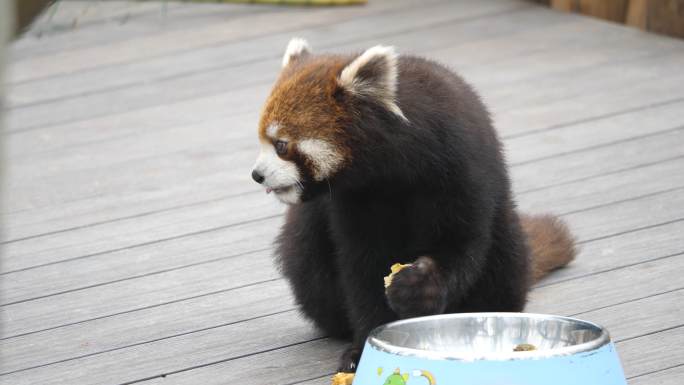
(266, 188), (273, 194)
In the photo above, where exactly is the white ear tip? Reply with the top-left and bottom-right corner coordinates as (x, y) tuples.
(338, 44), (407, 122)
(283, 38), (312, 68)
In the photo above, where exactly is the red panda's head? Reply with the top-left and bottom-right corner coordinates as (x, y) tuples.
(252, 38), (407, 204)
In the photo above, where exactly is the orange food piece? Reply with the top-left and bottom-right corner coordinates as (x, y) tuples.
(384, 263), (412, 290)
(331, 372), (355, 385)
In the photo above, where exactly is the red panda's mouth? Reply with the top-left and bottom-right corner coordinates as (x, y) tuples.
(266, 185), (295, 195)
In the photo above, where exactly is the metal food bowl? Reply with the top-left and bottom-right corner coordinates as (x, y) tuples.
(354, 313), (627, 385)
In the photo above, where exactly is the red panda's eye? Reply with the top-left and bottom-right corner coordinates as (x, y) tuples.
(275, 141), (287, 156)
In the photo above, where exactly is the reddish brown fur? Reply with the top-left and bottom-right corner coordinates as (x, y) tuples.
(259, 55), (356, 177)
(520, 214), (577, 282)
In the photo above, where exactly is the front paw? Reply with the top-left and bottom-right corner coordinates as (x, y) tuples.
(386, 256), (447, 319)
(337, 347), (362, 373)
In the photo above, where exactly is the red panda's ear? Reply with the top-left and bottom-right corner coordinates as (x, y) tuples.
(282, 38), (312, 68)
(338, 45), (407, 122)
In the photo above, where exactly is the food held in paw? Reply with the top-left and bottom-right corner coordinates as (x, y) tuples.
(384, 263), (412, 291)
(331, 372), (355, 385)
(513, 343), (537, 351)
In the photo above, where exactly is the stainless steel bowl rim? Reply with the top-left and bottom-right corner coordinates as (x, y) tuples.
(368, 312), (611, 361)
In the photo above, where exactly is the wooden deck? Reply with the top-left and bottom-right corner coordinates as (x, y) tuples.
(2, 0), (684, 383)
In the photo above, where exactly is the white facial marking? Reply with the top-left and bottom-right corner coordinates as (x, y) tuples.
(253, 140), (302, 205)
(339, 45), (407, 122)
(266, 123), (281, 140)
(296, 138), (342, 181)
(282, 38), (312, 68)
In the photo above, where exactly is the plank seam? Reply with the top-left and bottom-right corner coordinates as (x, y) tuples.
(0, 214), (282, 276)
(615, 324), (684, 344)
(559, 185), (684, 217)
(0, 308), (297, 376)
(517, 154), (684, 195)
(7, 0), (452, 88)
(119, 336), (329, 385)
(509, 124), (684, 167)
(626, 362), (684, 380)
(12, 4), (278, 63)
(0, 277), (283, 340)
(577, 217), (684, 245)
(0, 188), (261, 246)
(501, 95), (684, 141)
(535, 252), (684, 290)
(8, 3), (533, 111)
(569, 286), (684, 318)
(0, 246), (272, 307)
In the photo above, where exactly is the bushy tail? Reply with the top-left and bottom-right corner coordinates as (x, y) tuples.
(520, 214), (577, 282)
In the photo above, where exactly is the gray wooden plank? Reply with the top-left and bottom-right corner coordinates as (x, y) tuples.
(6, 112), (263, 187)
(5, 0), (433, 85)
(5, 0), (524, 133)
(2, 126), (264, 215)
(563, 188), (684, 243)
(0, 279), (294, 374)
(132, 339), (346, 385)
(506, 100), (684, 165)
(526, 253), (684, 316)
(512, 127), (684, 193)
(457, 25), (683, 93)
(517, 156), (684, 216)
(576, 289), (684, 342)
(0, 246), (278, 337)
(1, 194), (281, 274)
(8, 3), (282, 63)
(537, 219), (684, 287)
(1, 176), (260, 244)
(6, 0), (530, 111)
(570, 290), (684, 383)
(617, 327), (684, 378)
(0, 303), (314, 385)
(493, 65), (684, 139)
(629, 365), (684, 385)
(1, 311), (329, 384)
(1, 219), (282, 308)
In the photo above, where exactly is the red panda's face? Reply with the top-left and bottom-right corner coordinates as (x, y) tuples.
(252, 38), (406, 205)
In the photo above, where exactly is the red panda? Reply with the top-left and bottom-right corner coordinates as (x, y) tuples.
(251, 38), (576, 372)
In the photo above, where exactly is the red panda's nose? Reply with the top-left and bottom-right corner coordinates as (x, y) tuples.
(252, 169), (265, 184)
